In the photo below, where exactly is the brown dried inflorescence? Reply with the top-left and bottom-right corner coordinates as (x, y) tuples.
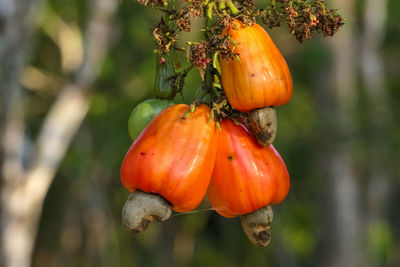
(176, 11), (192, 32)
(188, 32), (240, 76)
(236, 14), (257, 26)
(137, 0), (167, 7)
(261, 6), (283, 28)
(231, 0), (259, 26)
(188, 41), (210, 78)
(260, 0), (344, 42)
(217, 14), (235, 29)
(317, 10), (344, 37)
(176, 0), (204, 32)
(237, 0), (256, 10)
(152, 18), (178, 53)
(284, 2), (344, 42)
(211, 95), (242, 122)
(208, 34), (237, 61)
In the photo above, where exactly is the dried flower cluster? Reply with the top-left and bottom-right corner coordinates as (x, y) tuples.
(217, 14), (235, 29)
(283, 1), (344, 42)
(208, 34), (237, 60)
(236, 0), (256, 10)
(152, 18), (178, 53)
(210, 95), (243, 122)
(176, 0), (204, 31)
(261, 6), (283, 28)
(261, 0), (344, 42)
(233, 0), (259, 26)
(137, 0), (167, 7)
(187, 32), (240, 78)
(187, 42), (210, 78)
(235, 14), (257, 26)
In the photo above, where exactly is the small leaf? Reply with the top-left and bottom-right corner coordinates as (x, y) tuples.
(213, 83), (221, 89)
(235, 54), (241, 63)
(190, 104), (196, 113)
(213, 52), (221, 74)
(216, 121), (221, 131)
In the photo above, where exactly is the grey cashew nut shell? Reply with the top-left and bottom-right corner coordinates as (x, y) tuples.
(248, 107), (277, 147)
(241, 205), (274, 247)
(122, 190), (172, 233)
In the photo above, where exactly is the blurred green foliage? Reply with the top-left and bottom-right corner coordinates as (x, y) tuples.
(25, 0), (400, 266)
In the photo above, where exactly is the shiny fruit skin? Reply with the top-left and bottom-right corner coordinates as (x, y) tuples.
(220, 20), (293, 112)
(208, 120), (290, 218)
(121, 104), (218, 213)
(127, 99), (173, 141)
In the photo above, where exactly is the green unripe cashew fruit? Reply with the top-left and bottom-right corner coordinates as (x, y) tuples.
(128, 99), (174, 140)
(154, 51), (177, 100)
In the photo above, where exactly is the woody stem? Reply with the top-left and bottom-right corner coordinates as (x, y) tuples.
(165, 0), (175, 26)
(205, 1), (214, 37)
(204, 2), (215, 95)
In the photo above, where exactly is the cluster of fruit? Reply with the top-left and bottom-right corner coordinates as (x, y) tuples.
(120, 19), (293, 247)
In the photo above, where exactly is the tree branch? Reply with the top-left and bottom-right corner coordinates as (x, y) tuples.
(0, 0), (118, 266)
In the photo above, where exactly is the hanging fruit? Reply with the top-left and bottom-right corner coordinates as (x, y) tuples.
(219, 19), (293, 112)
(154, 51), (177, 100)
(127, 98), (174, 141)
(121, 104), (218, 216)
(121, 0), (344, 246)
(208, 119), (290, 218)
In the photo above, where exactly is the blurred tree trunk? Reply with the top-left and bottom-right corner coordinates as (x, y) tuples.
(0, 1), (38, 266)
(360, 0), (391, 265)
(316, 0), (362, 266)
(0, 1), (117, 267)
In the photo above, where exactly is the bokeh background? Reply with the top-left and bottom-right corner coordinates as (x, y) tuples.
(1, 0), (399, 266)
